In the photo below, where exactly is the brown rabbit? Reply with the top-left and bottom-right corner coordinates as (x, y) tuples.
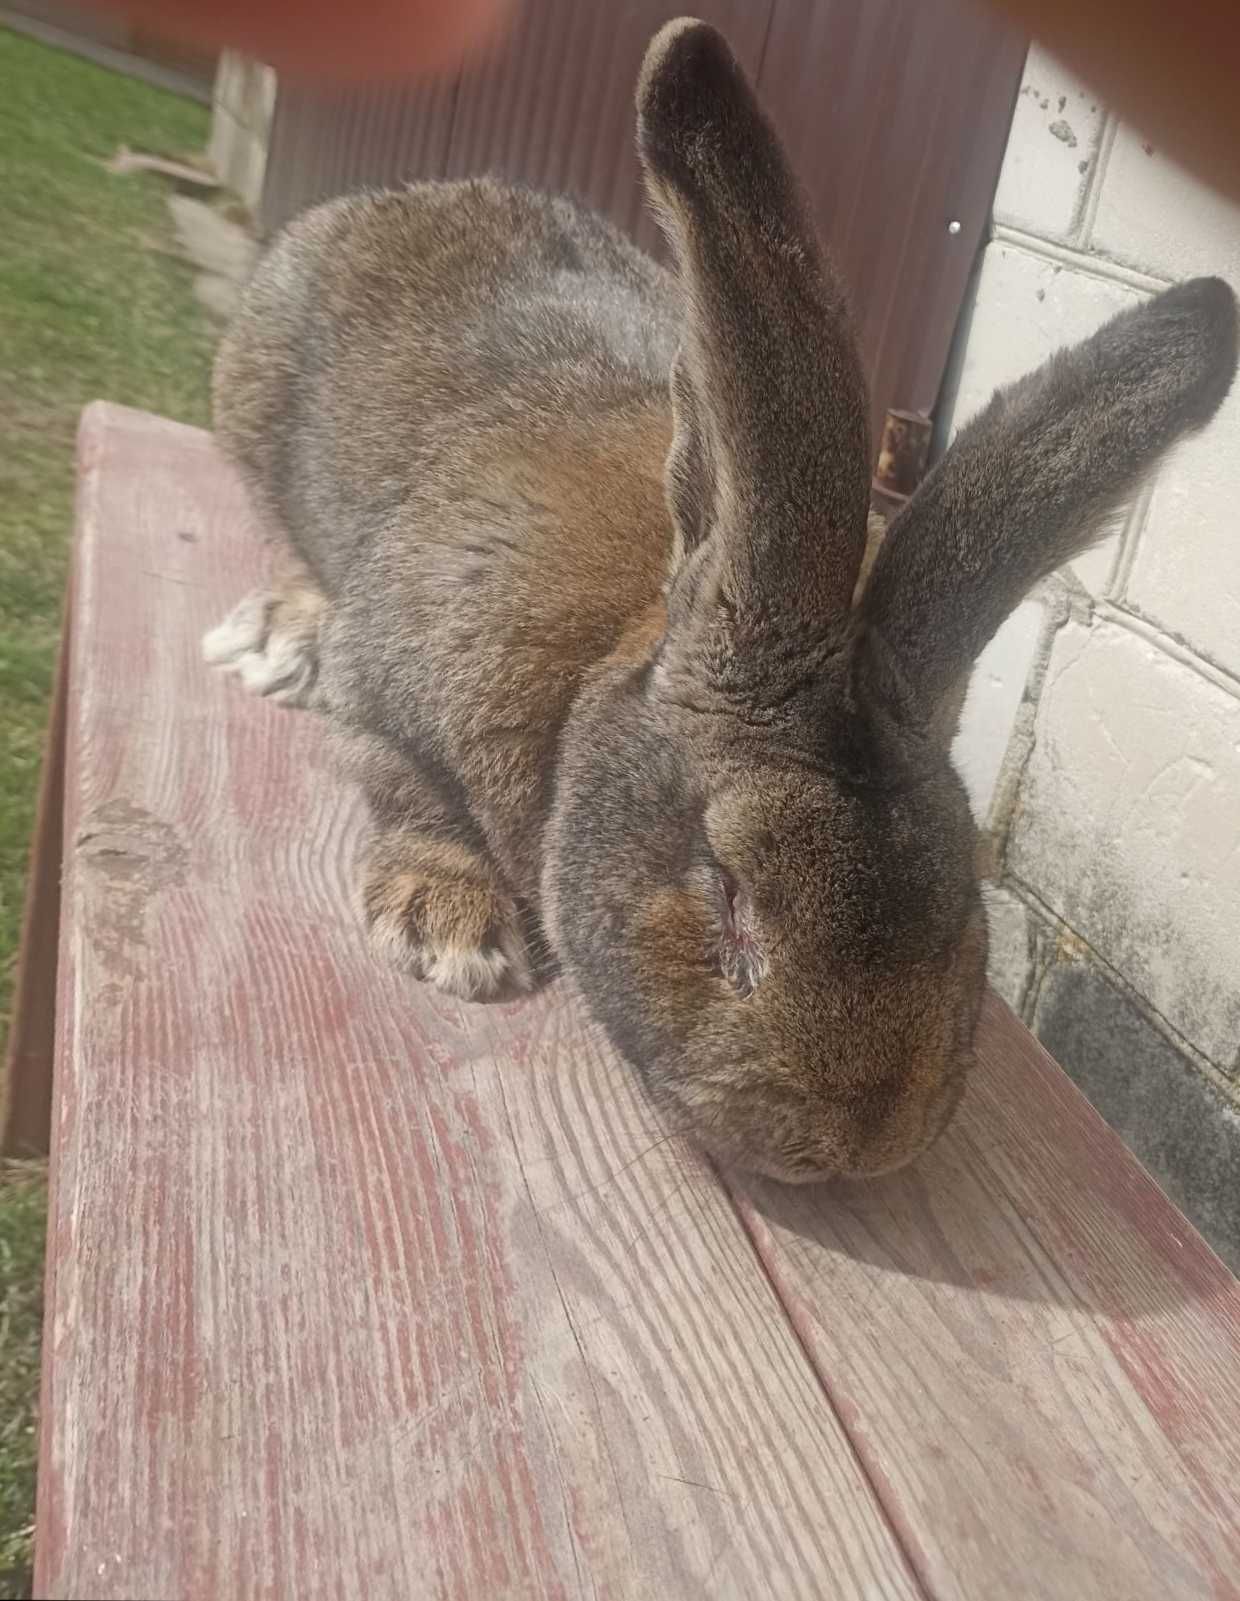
(205, 19), (1237, 1181)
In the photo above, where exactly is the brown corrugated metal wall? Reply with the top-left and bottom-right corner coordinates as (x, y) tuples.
(261, 0), (1025, 454)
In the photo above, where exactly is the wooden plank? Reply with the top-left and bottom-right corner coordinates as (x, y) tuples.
(37, 404), (921, 1601)
(727, 992), (1240, 1600)
(39, 402), (1240, 1601)
(2, 594), (68, 1156)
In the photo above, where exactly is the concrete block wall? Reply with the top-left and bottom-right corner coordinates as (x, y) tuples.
(946, 47), (1240, 1269)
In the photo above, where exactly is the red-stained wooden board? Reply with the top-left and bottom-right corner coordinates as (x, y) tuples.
(37, 405), (921, 1600)
(726, 1000), (1240, 1599)
(1, 593), (67, 1155)
(36, 404), (1240, 1600)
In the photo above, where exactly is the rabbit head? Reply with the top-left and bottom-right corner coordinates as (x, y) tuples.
(545, 19), (1238, 1182)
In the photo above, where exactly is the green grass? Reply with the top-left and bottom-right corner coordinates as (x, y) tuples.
(0, 26), (215, 1595)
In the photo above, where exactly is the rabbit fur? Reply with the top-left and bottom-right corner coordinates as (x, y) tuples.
(206, 18), (1238, 1181)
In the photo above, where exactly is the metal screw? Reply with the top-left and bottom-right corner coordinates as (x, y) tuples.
(947, 219), (962, 235)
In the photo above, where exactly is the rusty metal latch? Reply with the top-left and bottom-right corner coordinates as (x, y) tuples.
(873, 408), (933, 504)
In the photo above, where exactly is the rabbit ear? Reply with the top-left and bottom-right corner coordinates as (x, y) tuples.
(860, 277), (1238, 726)
(663, 347), (716, 570)
(638, 19), (871, 644)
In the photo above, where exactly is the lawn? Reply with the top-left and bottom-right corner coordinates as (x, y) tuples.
(0, 26), (215, 1594)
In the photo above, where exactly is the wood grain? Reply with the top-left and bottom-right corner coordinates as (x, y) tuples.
(2, 596), (67, 1154)
(37, 405), (920, 1600)
(37, 404), (1240, 1601)
(727, 994), (1240, 1600)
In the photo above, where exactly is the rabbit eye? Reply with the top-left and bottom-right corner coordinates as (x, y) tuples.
(719, 869), (740, 929)
(716, 869), (764, 998)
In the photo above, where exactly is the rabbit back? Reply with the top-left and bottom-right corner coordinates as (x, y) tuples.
(213, 178), (682, 899)
(214, 178), (679, 594)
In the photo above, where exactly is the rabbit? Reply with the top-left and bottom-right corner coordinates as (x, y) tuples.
(204, 18), (1237, 1183)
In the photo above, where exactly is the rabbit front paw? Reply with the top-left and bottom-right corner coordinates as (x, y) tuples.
(203, 578), (326, 709)
(362, 854), (532, 1002)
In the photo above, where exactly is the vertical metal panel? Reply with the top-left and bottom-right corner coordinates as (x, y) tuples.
(263, 76), (458, 224)
(260, 0), (1025, 445)
(756, 0), (1025, 443)
(262, 1), (769, 254)
(440, 0), (771, 254)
